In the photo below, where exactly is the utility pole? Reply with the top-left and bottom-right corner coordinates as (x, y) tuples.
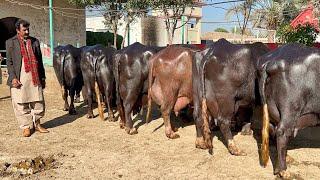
(49, 0), (54, 66)
(181, 16), (185, 44)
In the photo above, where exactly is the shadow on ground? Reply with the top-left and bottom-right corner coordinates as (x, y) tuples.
(43, 102), (87, 129)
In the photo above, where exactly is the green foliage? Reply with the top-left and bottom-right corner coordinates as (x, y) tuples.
(147, 0), (193, 8)
(147, 0), (195, 44)
(214, 28), (229, 33)
(69, 0), (195, 45)
(126, 0), (149, 10)
(231, 26), (241, 34)
(67, 0), (107, 7)
(86, 31), (123, 49)
(277, 23), (319, 46)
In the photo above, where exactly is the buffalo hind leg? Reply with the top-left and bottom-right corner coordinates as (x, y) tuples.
(241, 123), (253, 135)
(237, 107), (253, 136)
(69, 87), (77, 115)
(61, 86), (69, 111)
(219, 119), (246, 156)
(75, 89), (81, 103)
(106, 97), (115, 122)
(162, 105), (179, 139)
(194, 104), (207, 149)
(118, 103), (126, 129)
(275, 117), (295, 178)
(123, 99), (138, 135)
(104, 88), (115, 122)
(86, 88), (94, 118)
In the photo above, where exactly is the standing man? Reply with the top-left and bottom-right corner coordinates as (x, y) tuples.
(6, 19), (49, 137)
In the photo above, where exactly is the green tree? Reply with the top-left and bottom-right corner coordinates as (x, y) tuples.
(250, 0), (285, 30)
(214, 27), (229, 33)
(277, 23), (319, 46)
(67, 0), (106, 6)
(251, 0), (315, 30)
(68, 0), (149, 49)
(148, 0), (195, 45)
(121, 0), (149, 48)
(86, 31), (123, 49)
(101, 1), (123, 49)
(225, 0), (255, 38)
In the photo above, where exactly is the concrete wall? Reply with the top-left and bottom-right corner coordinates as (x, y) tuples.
(86, 16), (107, 32)
(146, 6), (202, 46)
(86, 6), (202, 47)
(86, 16), (142, 46)
(86, 16), (142, 47)
(141, 15), (202, 46)
(0, 0), (86, 65)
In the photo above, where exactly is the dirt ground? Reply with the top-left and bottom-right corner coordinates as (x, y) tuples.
(0, 68), (320, 180)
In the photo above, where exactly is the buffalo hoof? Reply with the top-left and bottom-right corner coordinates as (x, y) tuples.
(126, 128), (138, 135)
(241, 129), (253, 136)
(69, 109), (77, 115)
(286, 155), (295, 164)
(107, 116), (116, 122)
(87, 114), (94, 119)
(228, 141), (247, 156)
(240, 123), (253, 136)
(195, 137), (208, 149)
(120, 122), (125, 129)
(278, 170), (291, 179)
(172, 127), (179, 132)
(166, 132), (180, 139)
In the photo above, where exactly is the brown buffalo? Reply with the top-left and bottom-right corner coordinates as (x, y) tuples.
(146, 45), (200, 139)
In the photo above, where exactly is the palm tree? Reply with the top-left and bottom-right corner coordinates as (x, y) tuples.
(250, 0), (285, 30)
(251, 0), (316, 30)
(225, 0), (255, 36)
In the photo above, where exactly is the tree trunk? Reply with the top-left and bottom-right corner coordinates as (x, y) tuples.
(171, 27), (176, 45)
(167, 31), (173, 45)
(112, 17), (118, 49)
(121, 22), (129, 49)
(114, 30), (117, 49)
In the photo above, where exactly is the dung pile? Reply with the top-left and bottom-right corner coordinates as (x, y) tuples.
(0, 155), (59, 177)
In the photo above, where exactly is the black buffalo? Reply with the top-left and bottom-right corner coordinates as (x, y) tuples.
(259, 43), (320, 178)
(53, 44), (83, 114)
(193, 39), (267, 155)
(113, 42), (162, 134)
(81, 44), (116, 121)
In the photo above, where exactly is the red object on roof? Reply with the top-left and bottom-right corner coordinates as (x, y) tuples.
(290, 4), (319, 30)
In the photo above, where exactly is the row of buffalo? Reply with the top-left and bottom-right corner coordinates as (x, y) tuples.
(53, 39), (320, 178)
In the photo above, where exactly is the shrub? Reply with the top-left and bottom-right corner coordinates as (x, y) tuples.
(86, 31), (123, 49)
(277, 23), (319, 46)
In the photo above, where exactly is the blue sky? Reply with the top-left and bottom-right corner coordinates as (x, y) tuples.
(201, 1), (239, 34)
(86, 1), (242, 35)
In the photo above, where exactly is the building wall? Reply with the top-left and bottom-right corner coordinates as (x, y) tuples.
(86, 6), (202, 47)
(149, 6), (202, 46)
(0, 0), (86, 65)
(86, 16), (107, 32)
(86, 16), (142, 47)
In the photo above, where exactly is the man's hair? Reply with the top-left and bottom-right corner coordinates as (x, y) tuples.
(15, 19), (30, 30)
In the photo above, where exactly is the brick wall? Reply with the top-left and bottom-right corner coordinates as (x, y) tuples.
(0, 0), (86, 65)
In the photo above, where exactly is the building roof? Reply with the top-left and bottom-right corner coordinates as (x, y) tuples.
(290, 3), (319, 30)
